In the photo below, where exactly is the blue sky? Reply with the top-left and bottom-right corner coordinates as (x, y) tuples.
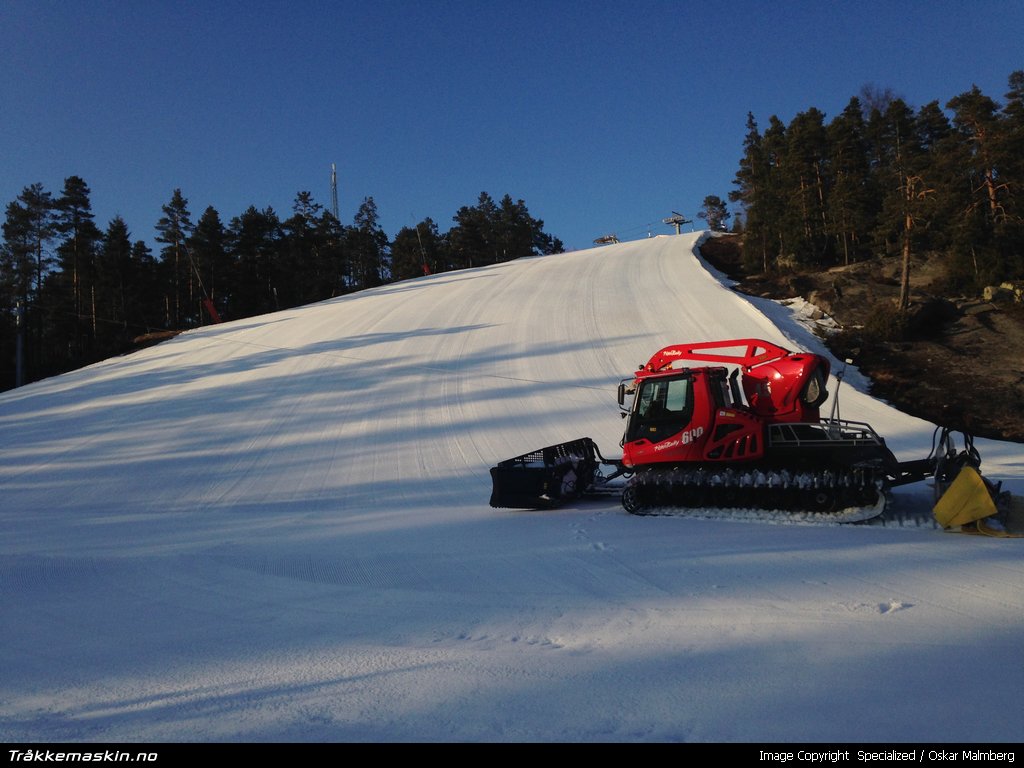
(2, 0), (1022, 253)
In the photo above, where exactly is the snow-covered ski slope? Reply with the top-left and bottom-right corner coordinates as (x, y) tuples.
(2, 232), (1022, 743)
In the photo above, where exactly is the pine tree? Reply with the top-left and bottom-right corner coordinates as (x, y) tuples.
(316, 207), (348, 297)
(53, 176), (102, 359)
(858, 88), (918, 287)
(92, 219), (161, 354)
(129, 239), (161, 335)
(94, 216), (133, 351)
(283, 191), (319, 303)
(155, 189), (194, 328)
(872, 100), (934, 310)
(391, 218), (443, 282)
(911, 100), (958, 255)
(532, 227), (564, 256)
(450, 193), (497, 268)
(784, 108), (832, 264)
(2, 184), (55, 302)
(730, 113), (771, 271)
(999, 71), (1024, 275)
(826, 98), (874, 265)
(348, 197), (390, 289)
(697, 195), (730, 231)
(190, 206), (229, 323)
(761, 116), (791, 267)
(948, 86), (1007, 226)
(228, 206), (282, 317)
(1002, 71), (1024, 186)
(495, 195), (535, 260)
(1, 184), (55, 384)
(947, 83), (1022, 282)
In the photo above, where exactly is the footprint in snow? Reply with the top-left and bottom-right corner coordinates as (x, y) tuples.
(879, 600), (912, 614)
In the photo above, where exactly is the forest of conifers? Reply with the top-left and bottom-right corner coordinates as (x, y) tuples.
(2, 70), (1022, 392)
(726, 71), (1024, 309)
(0, 186), (563, 390)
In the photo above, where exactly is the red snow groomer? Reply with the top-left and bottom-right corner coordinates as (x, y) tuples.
(489, 338), (1013, 529)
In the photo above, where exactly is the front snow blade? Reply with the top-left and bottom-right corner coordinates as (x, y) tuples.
(489, 437), (602, 509)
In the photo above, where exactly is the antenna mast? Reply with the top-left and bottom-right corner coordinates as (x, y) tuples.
(330, 163), (339, 220)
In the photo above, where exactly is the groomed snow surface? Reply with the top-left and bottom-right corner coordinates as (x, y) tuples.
(1, 232), (1022, 744)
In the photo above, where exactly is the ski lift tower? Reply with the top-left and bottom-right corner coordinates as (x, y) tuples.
(663, 211), (691, 234)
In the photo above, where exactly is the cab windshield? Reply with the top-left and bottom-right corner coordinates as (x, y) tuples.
(625, 374), (694, 443)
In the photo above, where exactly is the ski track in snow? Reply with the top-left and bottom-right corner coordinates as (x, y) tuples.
(1, 233), (1022, 743)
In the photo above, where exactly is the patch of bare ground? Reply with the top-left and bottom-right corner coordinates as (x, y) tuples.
(698, 234), (1024, 444)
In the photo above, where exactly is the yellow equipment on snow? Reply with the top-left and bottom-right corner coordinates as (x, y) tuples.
(932, 456), (1022, 537)
(933, 466), (998, 528)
